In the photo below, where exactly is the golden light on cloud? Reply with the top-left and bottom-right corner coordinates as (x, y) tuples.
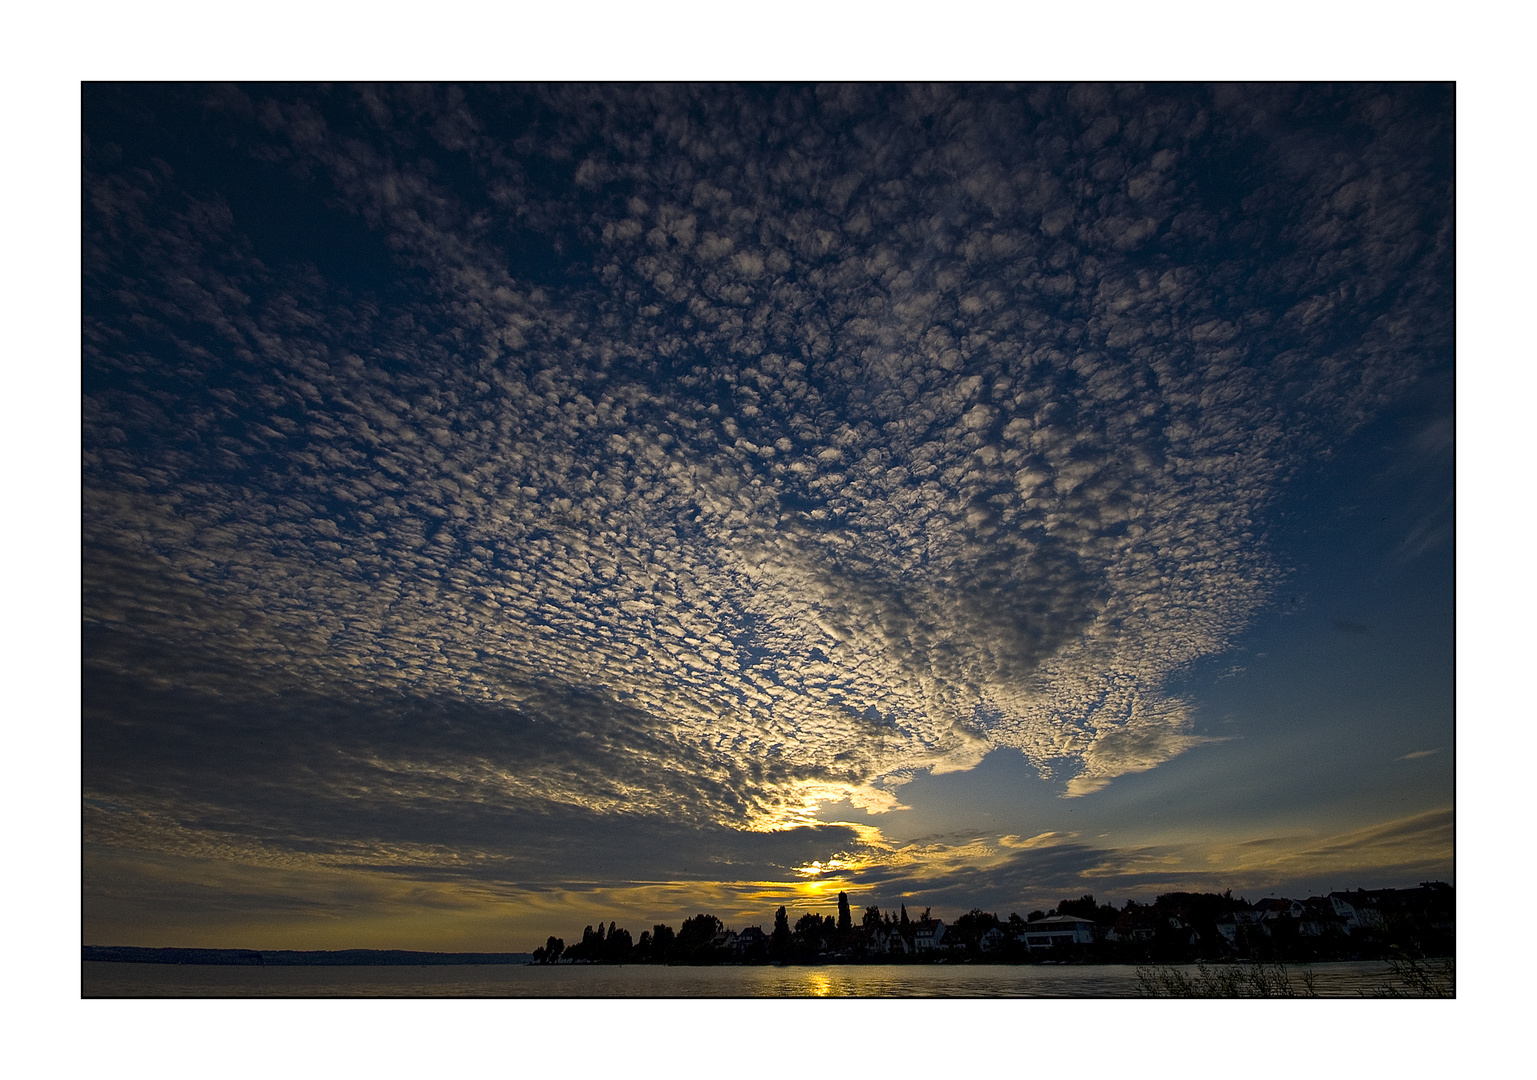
(745, 780), (910, 834)
(998, 831), (1074, 850)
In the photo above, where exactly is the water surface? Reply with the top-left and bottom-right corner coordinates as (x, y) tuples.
(84, 959), (1404, 998)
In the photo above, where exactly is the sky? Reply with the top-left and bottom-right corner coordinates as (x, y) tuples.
(81, 82), (1454, 952)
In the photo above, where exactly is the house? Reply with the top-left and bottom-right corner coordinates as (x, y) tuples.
(1017, 915), (1096, 950)
(866, 926), (910, 955)
(913, 920), (948, 951)
(1327, 892), (1377, 931)
(733, 926), (767, 956)
(1337, 882), (1453, 934)
(1253, 897), (1306, 921)
(1109, 910), (1159, 943)
(1215, 909), (1267, 944)
(1299, 897), (1349, 938)
(979, 927), (1007, 953)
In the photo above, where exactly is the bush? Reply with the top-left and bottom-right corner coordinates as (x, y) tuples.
(1364, 953), (1454, 997)
(1137, 961), (1318, 997)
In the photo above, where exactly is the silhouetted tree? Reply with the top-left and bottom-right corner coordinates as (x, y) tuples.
(596, 925), (631, 962)
(1057, 895), (1099, 921)
(772, 906), (792, 959)
(565, 924), (600, 962)
(863, 905), (882, 931)
(837, 892), (853, 935)
(679, 913), (722, 943)
(651, 924), (676, 963)
(1056, 894), (1120, 929)
(951, 909), (1002, 953)
(677, 913), (723, 960)
(794, 911), (827, 956)
(543, 936), (564, 964)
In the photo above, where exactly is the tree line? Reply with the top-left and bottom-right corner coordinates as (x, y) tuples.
(531, 882), (1454, 965)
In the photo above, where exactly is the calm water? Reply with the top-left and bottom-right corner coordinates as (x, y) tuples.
(83, 959), (1405, 998)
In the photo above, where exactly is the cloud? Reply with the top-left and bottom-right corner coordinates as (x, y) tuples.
(817, 807), (1453, 917)
(83, 84), (1454, 913)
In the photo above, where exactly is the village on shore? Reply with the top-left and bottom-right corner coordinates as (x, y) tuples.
(532, 880), (1454, 966)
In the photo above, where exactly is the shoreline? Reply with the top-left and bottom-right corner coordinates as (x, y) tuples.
(82, 946), (534, 967)
(84, 946), (1450, 969)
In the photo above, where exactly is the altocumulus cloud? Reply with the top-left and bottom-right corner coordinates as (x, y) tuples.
(84, 85), (1452, 889)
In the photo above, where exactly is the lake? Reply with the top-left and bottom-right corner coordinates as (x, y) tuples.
(83, 959), (1412, 998)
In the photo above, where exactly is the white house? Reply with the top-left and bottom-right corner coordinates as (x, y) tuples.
(1327, 892), (1384, 931)
(1017, 915), (1096, 950)
(1215, 910), (1268, 943)
(1253, 898), (1306, 921)
(913, 920), (947, 951)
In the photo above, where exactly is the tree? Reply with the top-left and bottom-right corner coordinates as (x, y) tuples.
(863, 905), (883, 931)
(795, 911), (825, 936)
(837, 892), (853, 935)
(678, 913), (723, 960)
(566, 924), (600, 962)
(794, 911), (826, 956)
(651, 923), (676, 963)
(1057, 895), (1100, 921)
(543, 936), (565, 964)
(604, 926), (633, 962)
(772, 906), (792, 959)
(951, 909), (1001, 953)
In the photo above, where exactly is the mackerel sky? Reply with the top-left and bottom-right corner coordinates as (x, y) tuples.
(83, 83), (1453, 950)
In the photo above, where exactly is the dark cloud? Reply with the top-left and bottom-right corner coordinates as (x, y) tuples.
(84, 639), (869, 882)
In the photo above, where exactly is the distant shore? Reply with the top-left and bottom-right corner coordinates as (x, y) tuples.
(83, 946), (534, 967)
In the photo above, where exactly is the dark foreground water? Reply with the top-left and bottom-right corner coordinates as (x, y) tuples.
(84, 959), (1407, 998)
